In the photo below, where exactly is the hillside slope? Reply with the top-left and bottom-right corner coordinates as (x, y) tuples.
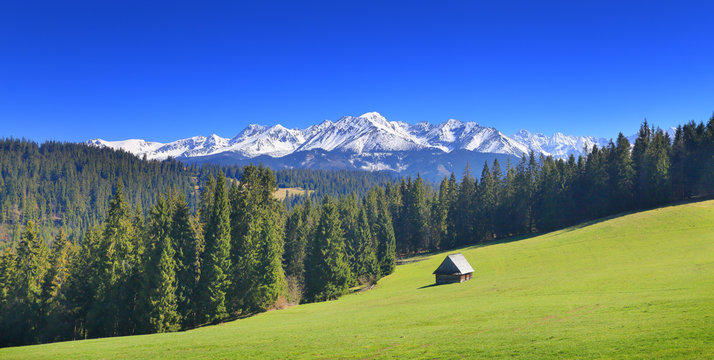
(3, 200), (713, 359)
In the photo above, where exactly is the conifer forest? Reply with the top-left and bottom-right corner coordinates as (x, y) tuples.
(0, 118), (713, 347)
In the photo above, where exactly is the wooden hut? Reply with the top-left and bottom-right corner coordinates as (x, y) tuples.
(433, 253), (474, 284)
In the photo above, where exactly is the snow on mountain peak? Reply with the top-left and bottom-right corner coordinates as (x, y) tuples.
(86, 112), (610, 162)
(359, 111), (386, 120)
(511, 130), (609, 158)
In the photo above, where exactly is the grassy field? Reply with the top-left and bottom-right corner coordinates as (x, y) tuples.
(3, 200), (713, 359)
(272, 187), (313, 200)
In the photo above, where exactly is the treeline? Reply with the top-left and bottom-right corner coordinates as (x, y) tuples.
(0, 139), (201, 246)
(384, 119), (714, 253)
(0, 165), (396, 347)
(0, 140), (396, 247)
(221, 166), (397, 208)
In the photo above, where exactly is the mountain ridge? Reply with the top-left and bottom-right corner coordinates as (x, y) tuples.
(88, 112), (611, 163)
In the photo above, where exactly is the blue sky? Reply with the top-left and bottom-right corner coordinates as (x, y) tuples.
(1, 1), (713, 143)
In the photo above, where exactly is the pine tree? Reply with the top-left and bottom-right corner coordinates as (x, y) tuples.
(338, 195), (360, 286)
(139, 196), (180, 333)
(170, 192), (201, 328)
(0, 249), (17, 307)
(610, 134), (635, 212)
(443, 173), (459, 249)
(88, 179), (139, 338)
(64, 227), (102, 340)
(352, 206), (378, 282)
(0, 248), (18, 345)
(373, 189), (396, 276)
(247, 203), (286, 311)
(477, 162), (495, 241)
(40, 229), (74, 342)
(9, 221), (50, 344)
(305, 196), (351, 302)
(632, 120), (653, 207)
(197, 172), (232, 323)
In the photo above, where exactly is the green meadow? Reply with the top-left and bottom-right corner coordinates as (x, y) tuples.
(3, 200), (713, 359)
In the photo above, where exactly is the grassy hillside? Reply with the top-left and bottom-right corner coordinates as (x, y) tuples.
(3, 200), (713, 359)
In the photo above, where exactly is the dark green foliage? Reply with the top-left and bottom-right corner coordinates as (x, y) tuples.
(197, 173), (231, 323)
(169, 192), (201, 328)
(63, 228), (101, 340)
(139, 196), (180, 333)
(609, 134), (635, 212)
(0, 139), (200, 247)
(373, 191), (396, 276)
(228, 165), (286, 313)
(1, 221), (49, 345)
(353, 207), (378, 281)
(39, 229), (74, 343)
(88, 180), (140, 337)
(283, 196), (317, 303)
(305, 197), (351, 302)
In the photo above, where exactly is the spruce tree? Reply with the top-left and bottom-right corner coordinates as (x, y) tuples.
(456, 165), (477, 245)
(170, 192), (201, 327)
(305, 196), (351, 302)
(478, 162), (495, 241)
(0, 249), (17, 307)
(197, 172), (232, 323)
(283, 196), (315, 302)
(353, 206), (378, 282)
(610, 134), (635, 212)
(64, 227), (102, 340)
(40, 229), (73, 342)
(0, 247), (18, 345)
(374, 190), (396, 276)
(139, 196), (180, 333)
(248, 204), (286, 311)
(88, 179), (139, 338)
(10, 221), (50, 344)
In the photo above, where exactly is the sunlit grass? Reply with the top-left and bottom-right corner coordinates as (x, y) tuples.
(3, 200), (713, 359)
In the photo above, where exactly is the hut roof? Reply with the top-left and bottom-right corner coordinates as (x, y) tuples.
(432, 253), (474, 275)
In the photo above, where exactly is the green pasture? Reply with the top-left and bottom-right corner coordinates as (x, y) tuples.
(3, 200), (713, 359)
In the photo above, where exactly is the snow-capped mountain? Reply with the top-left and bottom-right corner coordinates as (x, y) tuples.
(86, 112), (614, 179)
(297, 112), (425, 153)
(409, 119), (529, 156)
(510, 130), (610, 158)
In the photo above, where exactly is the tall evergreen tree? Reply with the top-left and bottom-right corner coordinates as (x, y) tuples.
(351, 206), (378, 282)
(169, 192), (201, 327)
(40, 229), (74, 342)
(373, 189), (396, 276)
(63, 227), (102, 340)
(609, 134), (635, 212)
(2, 221), (49, 345)
(197, 172), (231, 323)
(632, 121), (653, 207)
(455, 166), (477, 246)
(88, 179), (139, 338)
(139, 196), (180, 333)
(246, 203), (286, 311)
(305, 196), (351, 302)
(477, 162), (495, 241)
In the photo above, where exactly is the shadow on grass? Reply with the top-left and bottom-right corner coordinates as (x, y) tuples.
(417, 283), (443, 290)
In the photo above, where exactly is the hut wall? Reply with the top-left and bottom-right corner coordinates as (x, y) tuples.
(436, 274), (469, 284)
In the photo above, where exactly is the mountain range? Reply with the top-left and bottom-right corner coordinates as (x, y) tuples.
(88, 112), (612, 180)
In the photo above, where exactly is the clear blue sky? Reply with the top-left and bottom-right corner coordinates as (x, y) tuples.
(2, 1), (713, 143)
